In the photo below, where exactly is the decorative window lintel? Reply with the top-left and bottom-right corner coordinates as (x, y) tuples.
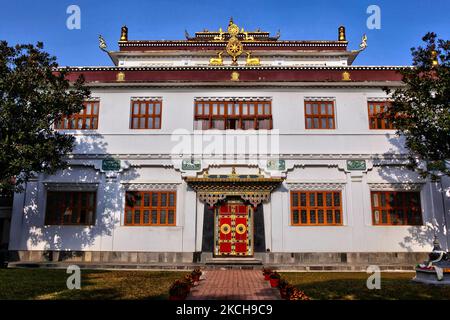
(286, 182), (346, 191)
(368, 183), (424, 192)
(43, 182), (99, 192)
(122, 183), (180, 191)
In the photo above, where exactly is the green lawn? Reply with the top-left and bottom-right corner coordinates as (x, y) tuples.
(280, 272), (450, 300)
(0, 269), (187, 300)
(2, 269), (450, 300)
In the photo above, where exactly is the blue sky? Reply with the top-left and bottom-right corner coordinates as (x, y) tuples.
(0, 0), (448, 66)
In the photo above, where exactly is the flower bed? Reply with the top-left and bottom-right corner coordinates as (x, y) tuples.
(261, 268), (310, 300)
(169, 268), (203, 300)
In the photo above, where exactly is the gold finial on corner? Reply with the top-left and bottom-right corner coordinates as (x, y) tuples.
(116, 72), (125, 82)
(359, 34), (367, 51)
(230, 71), (240, 81)
(431, 50), (439, 67)
(338, 26), (346, 41)
(342, 71), (351, 81)
(203, 168), (209, 177)
(120, 25), (128, 42)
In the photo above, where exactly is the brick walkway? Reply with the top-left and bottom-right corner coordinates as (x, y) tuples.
(187, 270), (281, 300)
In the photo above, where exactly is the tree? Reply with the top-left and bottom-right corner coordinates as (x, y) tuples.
(0, 41), (90, 192)
(384, 32), (450, 179)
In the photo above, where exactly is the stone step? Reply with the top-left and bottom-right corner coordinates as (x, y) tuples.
(205, 258), (263, 266)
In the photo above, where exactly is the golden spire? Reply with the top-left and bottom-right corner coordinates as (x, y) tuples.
(431, 50), (439, 67)
(120, 25), (128, 42)
(338, 26), (346, 41)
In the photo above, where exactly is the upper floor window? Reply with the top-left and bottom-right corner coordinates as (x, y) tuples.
(124, 191), (176, 226)
(45, 191), (96, 225)
(371, 191), (422, 225)
(130, 99), (162, 129)
(368, 101), (395, 129)
(55, 101), (99, 130)
(290, 190), (342, 226)
(304, 100), (335, 129)
(194, 100), (272, 130)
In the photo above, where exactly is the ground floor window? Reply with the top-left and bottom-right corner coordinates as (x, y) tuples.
(371, 191), (422, 225)
(124, 191), (176, 226)
(290, 191), (342, 226)
(45, 191), (96, 225)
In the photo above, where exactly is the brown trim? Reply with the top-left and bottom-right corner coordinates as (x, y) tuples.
(368, 101), (396, 130)
(62, 68), (403, 84)
(124, 191), (176, 226)
(194, 100), (272, 130)
(290, 191), (343, 226)
(304, 100), (335, 129)
(45, 191), (96, 225)
(371, 191), (422, 226)
(130, 100), (162, 129)
(56, 101), (99, 130)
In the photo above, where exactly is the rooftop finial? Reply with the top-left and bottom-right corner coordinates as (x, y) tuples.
(120, 25), (128, 42)
(431, 49), (439, 67)
(229, 17), (234, 26)
(338, 26), (346, 41)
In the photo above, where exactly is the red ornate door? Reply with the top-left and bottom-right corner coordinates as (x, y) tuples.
(215, 201), (253, 256)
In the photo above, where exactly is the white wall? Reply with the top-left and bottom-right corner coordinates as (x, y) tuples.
(9, 87), (449, 254)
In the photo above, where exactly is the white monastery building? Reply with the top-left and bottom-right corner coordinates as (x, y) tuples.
(8, 19), (450, 268)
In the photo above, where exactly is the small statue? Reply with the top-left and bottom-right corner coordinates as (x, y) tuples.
(209, 52), (223, 66)
(428, 235), (448, 263)
(213, 28), (225, 41)
(243, 30), (254, 41)
(120, 25), (128, 41)
(245, 52), (260, 66)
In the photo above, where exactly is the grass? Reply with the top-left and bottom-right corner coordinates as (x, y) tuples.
(280, 272), (450, 300)
(2, 269), (450, 300)
(0, 268), (188, 300)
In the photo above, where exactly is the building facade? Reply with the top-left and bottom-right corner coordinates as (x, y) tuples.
(8, 20), (450, 268)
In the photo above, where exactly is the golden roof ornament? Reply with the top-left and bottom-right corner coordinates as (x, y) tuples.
(431, 50), (439, 67)
(245, 52), (260, 66)
(338, 26), (346, 41)
(209, 51), (224, 66)
(116, 72), (125, 82)
(213, 28), (225, 41)
(120, 25), (128, 42)
(359, 34), (367, 50)
(342, 71), (351, 81)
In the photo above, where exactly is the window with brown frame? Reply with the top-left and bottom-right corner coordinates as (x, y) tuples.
(290, 191), (342, 226)
(368, 101), (395, 129)
(45, 191), (96, 225)
(194, 100), (272, 130)
(371, 191), (422, 225)
(124, 191), (176, 226)
(130, 100), (162, 129)
(305, 100), (335, 129)
(55, 101), (99, 130)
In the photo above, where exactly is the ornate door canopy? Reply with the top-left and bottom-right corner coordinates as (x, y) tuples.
(184, 172), (283, 207)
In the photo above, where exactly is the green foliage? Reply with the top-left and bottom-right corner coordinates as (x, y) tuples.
(384, 32), (450, 179)
(0, 41), (90, 192)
